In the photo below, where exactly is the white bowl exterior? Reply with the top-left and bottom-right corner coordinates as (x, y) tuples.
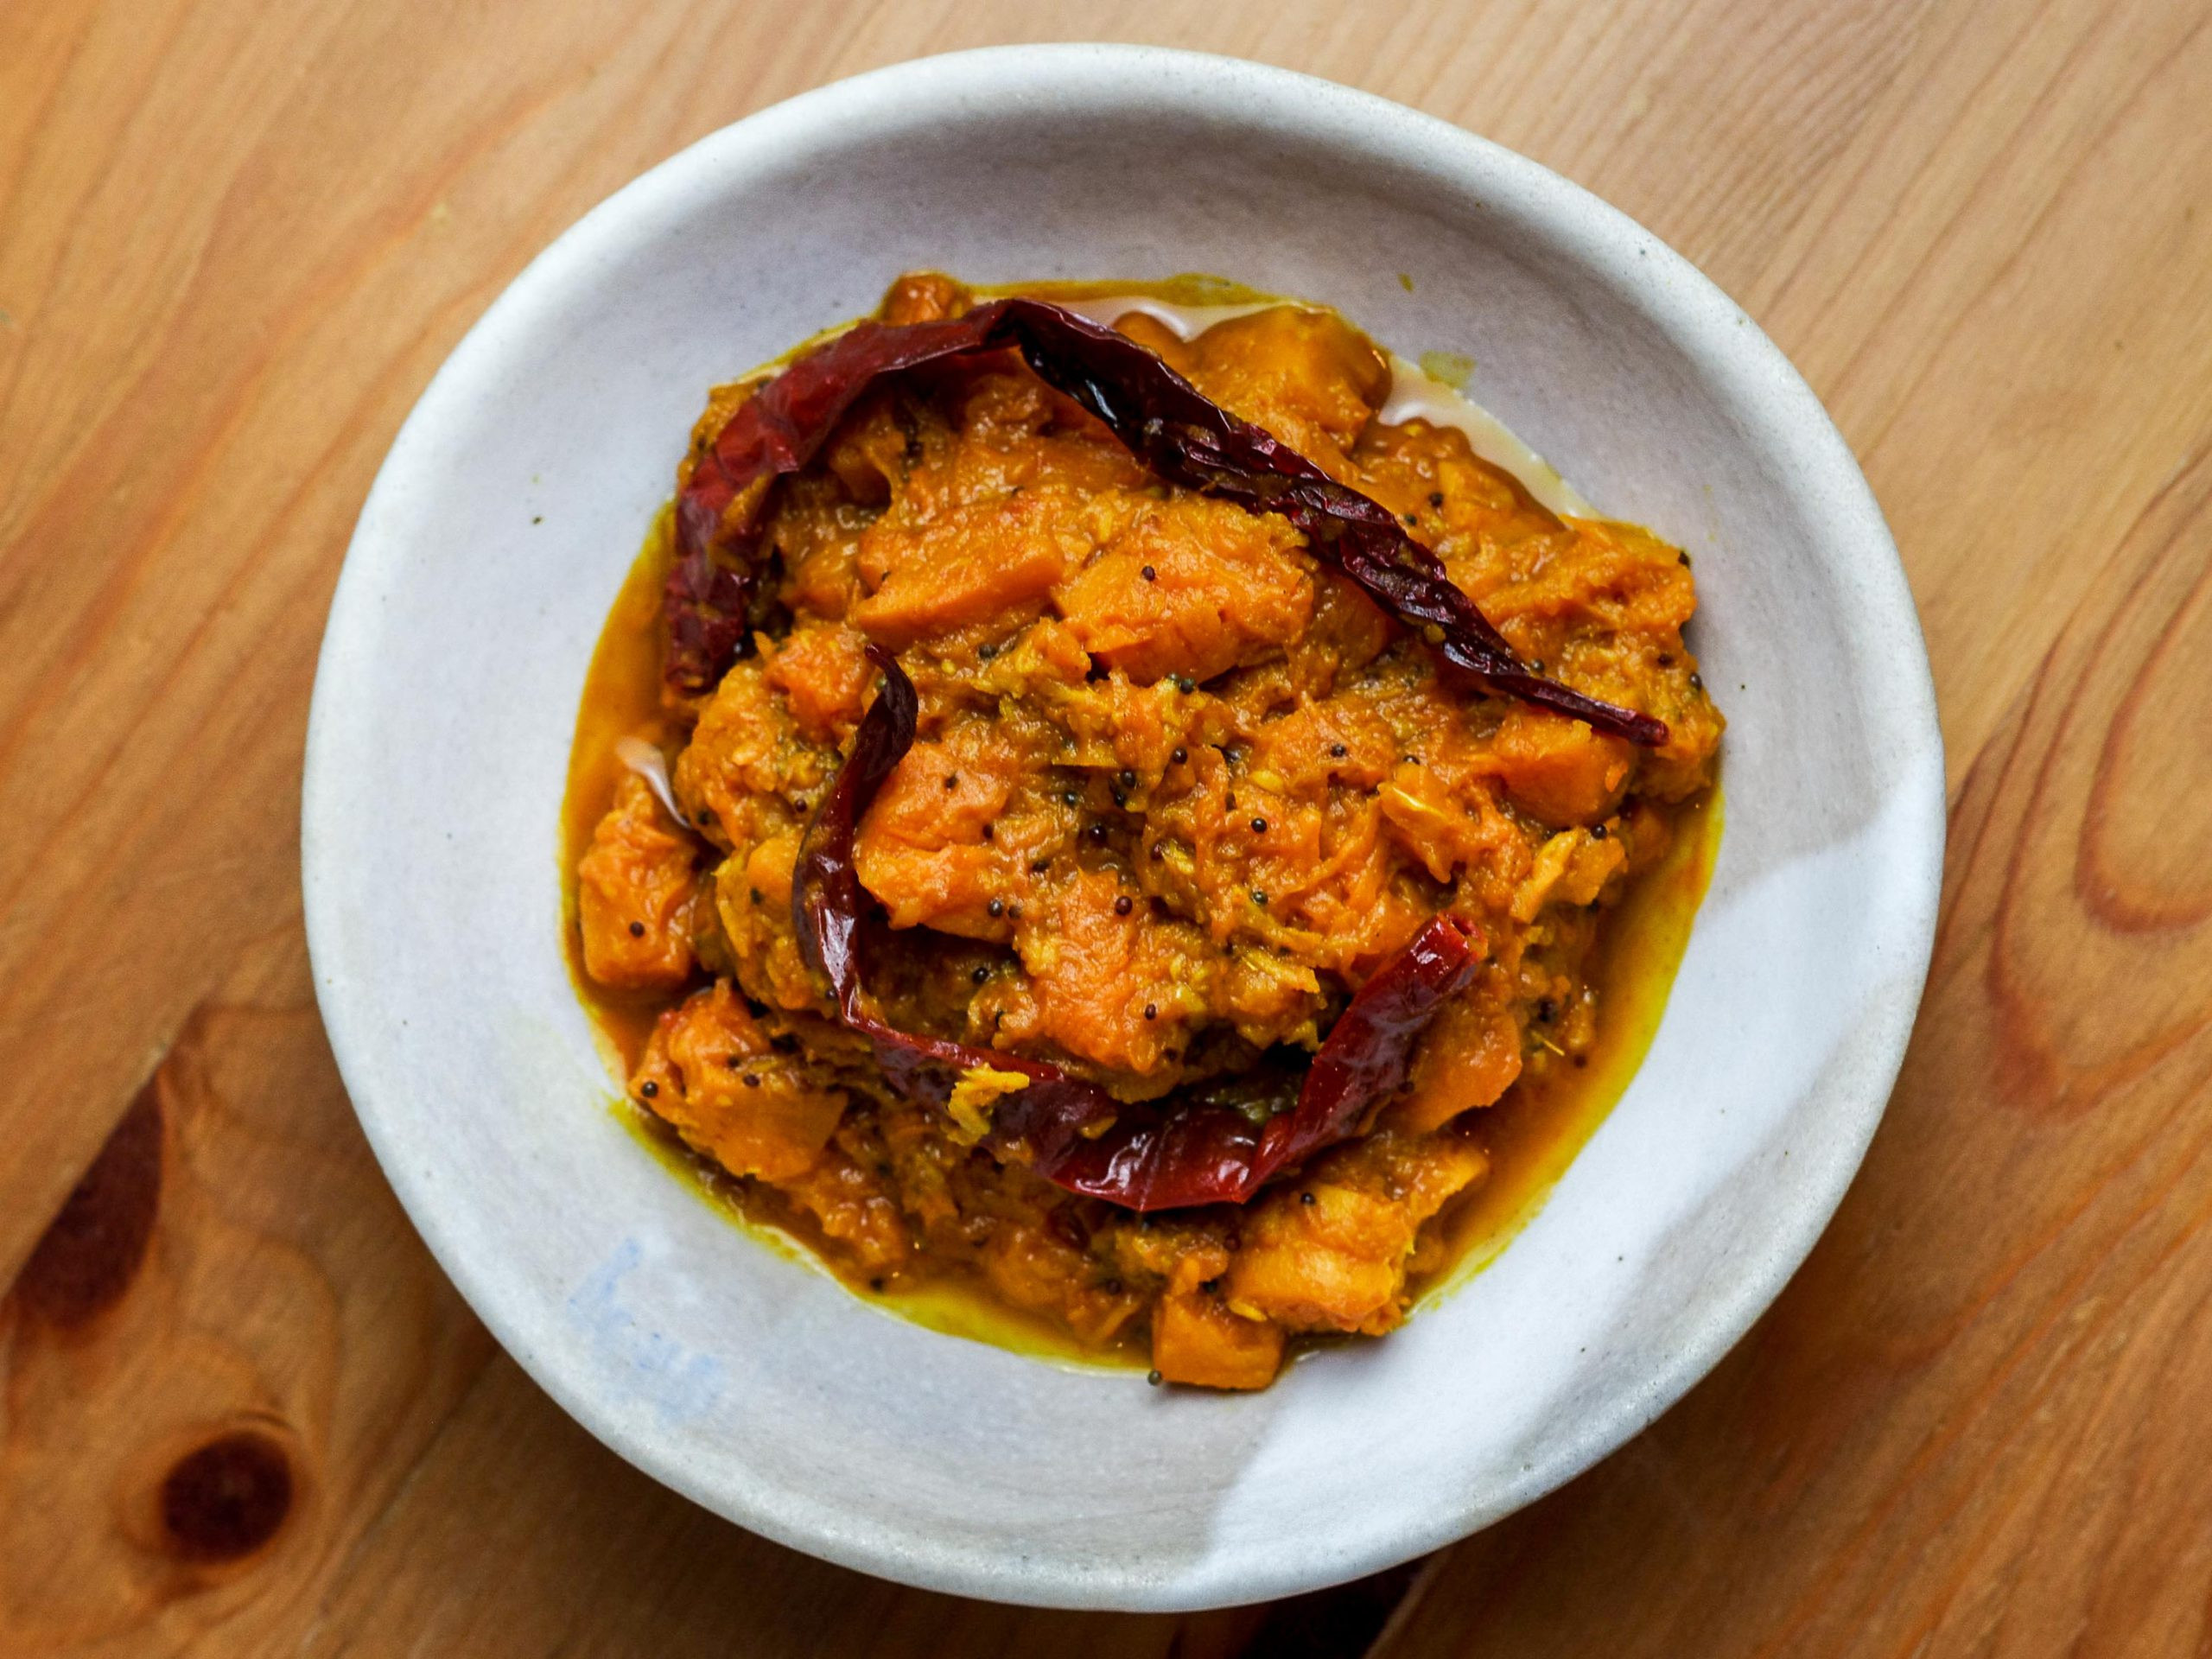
(302, 46), (1943, 1610)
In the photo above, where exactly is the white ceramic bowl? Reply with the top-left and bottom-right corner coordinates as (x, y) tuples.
(302, 46), (1943, 1611)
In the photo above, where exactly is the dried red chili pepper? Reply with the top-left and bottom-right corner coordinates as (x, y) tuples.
(666, 298), (1666, 747)
(1000, 910), (1481, 1210)
(668, 316), (995, 692)
(791, 651), (1484, 1211)
(790, 641), (1116, 1090)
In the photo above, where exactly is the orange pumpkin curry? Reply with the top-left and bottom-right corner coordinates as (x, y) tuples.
(567, 273), (1723, 1389)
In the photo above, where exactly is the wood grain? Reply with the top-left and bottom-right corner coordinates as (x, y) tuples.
(3, 1), (2207, 1653)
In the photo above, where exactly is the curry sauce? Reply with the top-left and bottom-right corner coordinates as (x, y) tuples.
(562, 274), (1723, 1388)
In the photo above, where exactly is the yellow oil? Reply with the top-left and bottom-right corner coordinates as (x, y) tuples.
(560, 505), (681, 1074)
(1415, 789), (1720, 1305)
(614, 1088), (1141, 1374)
(984, 272), (1283, 308)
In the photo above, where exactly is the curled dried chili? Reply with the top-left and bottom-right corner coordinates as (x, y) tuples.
(792, 650), (1484, 1211)
(666, 297), (1666, 747)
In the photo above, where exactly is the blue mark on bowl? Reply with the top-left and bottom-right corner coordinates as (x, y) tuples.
(566, 1236), (727, 1427)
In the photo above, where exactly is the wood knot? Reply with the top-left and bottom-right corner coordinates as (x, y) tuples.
(12, 1077), (162, 1328)
(159, 1430), (293, 1562)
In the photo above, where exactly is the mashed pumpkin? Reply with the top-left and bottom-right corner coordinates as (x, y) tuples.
(568, 272), (1723, 1389)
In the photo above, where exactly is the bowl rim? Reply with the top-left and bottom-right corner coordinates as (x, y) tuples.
(302, 41), (1945, 1610)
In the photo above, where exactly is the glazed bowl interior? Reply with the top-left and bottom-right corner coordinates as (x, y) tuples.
(302, 45), (1942, 1611)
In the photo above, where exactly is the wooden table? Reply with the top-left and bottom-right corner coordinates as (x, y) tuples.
(6, 2), (2209, 1652)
